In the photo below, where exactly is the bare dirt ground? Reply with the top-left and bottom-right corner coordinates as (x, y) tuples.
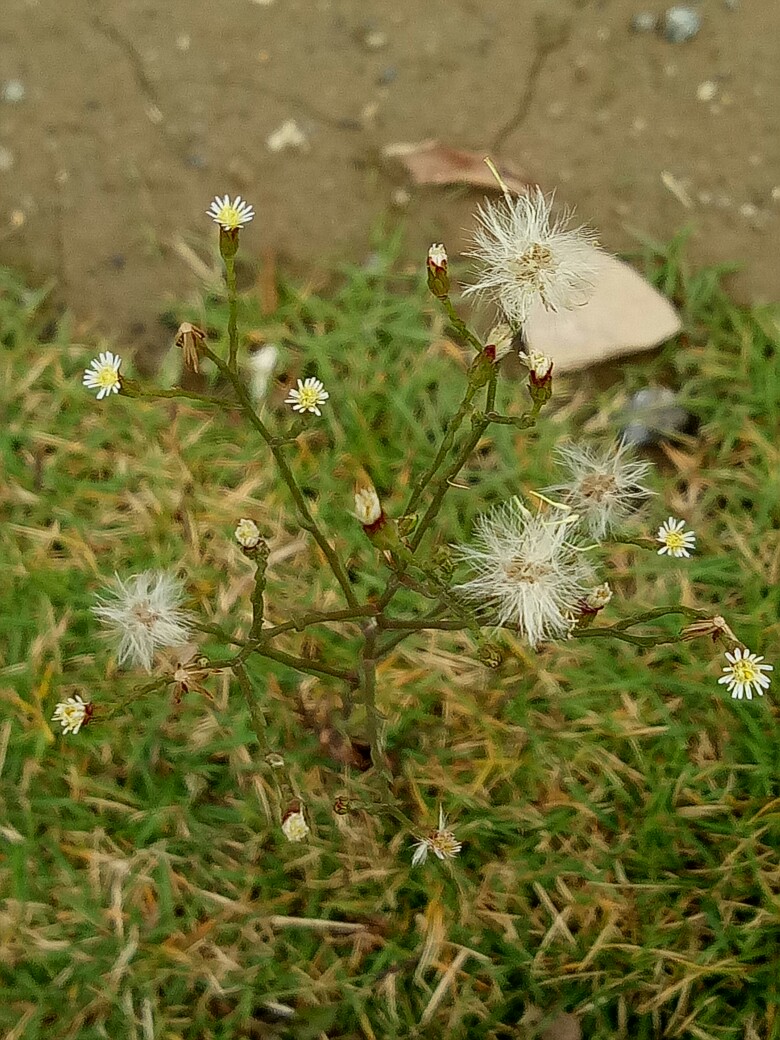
(1, 0), (778, 353)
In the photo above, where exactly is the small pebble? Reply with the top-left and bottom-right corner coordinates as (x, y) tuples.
(185, 154), (207, 169)
(363, 29), (388, 50)
(377, 66), (397, 86)
(0, 146), (14, 172)
(631, 12), (658, 33)
(664, 6), (701, 43)
(696, 80), (717, 102)
(266, 118), (309, 153)
(2, 80), (25, 103)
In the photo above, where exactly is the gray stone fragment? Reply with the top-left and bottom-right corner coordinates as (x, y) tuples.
(664, 6), (701, 42)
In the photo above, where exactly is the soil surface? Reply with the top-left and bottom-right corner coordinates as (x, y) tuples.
(1, 0), (778, 351)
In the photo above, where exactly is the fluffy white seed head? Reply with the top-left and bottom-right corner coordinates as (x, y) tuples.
(454, 498), (595, 648)
(463, 188), (602, 326)
(92, 571), (194, 672)
(546, 440), (653, 541)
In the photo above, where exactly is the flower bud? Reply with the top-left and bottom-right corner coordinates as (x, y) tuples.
(235, 518), (262, 549)
(520, 349), (554, 405)
(426, 243), (450, 299)
(574, 582), (612, 628)
(354, 484), (383, 530)
(281, 802), (310, 843)
(485, 322), (515, 362)
(219, 226), (240, 259)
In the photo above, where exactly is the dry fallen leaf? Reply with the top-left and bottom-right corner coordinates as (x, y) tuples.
(524, 249), (681, 371)
(383, 140), (531, 193)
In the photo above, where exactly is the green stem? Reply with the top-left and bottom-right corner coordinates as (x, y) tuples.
(233, 662), (268, 750)
(249, 549), (269, 639)
(260, 605), (378, 640)
(360, 623), (390, 784)
(253, 645), (358, 685)
(201, 343), (359, 609)
(225, 256), (239, 371)
(405, 382), (479, 515)
(120, 380), (227, 408)
(409, 372), (498, 553)
(439, 295), (484, 354)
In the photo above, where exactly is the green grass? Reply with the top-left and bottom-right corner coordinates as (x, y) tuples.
(1, 239), (779, 1040)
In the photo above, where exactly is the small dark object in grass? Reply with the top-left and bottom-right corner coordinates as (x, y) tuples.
(621, 386), (698, 447)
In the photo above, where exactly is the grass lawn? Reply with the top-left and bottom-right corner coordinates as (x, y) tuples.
(1, 238), (779, 1040)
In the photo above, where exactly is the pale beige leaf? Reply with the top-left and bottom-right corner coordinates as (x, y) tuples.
(524, 249), (681, 372)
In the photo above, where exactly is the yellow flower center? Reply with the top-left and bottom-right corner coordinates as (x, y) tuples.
(96, 363), (119, 388)
(664, 531), (686, 552)
(731, 660), (759, 685)
(217, 205), (242, 229)
(297, 387), (321, 409)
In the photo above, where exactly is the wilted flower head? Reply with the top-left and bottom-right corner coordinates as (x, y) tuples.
(681, 615), (738, 644)
(656, 517), (696, 558)
(52, 694), (92, 735)
(411, 808), (463, 867)
(207, 194), (254, 230)
(83, 351), (122, 400)
(174, 322), (206, 373)
(546, 440), (653, 541)
(454, 498), (595, 648)
(93, 571), (194, 672)
(718, 647), (773, 701)
(463, 188), (601, 325)
(281, 805), (310, 843)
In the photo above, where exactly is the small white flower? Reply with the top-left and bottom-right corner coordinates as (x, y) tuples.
(83, 351), (122, 400)
(546, 440), (653, 541)
(235, 518), (261, 549)
(519, 349), (553, 381)
(656, 517), (696, 558)
(354, 485), (382, 527)
(411, 808), (462, 867)
(281, 808), (310, 843)
(93, 571), (194, 672)
(52, 695), (92, 735)
(463, 188), (602, 325)
(207, 194), (255, 230)
(454, 498), (595, 648)
(285, 377), (329, 416)
(718, 647), (773, 701)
